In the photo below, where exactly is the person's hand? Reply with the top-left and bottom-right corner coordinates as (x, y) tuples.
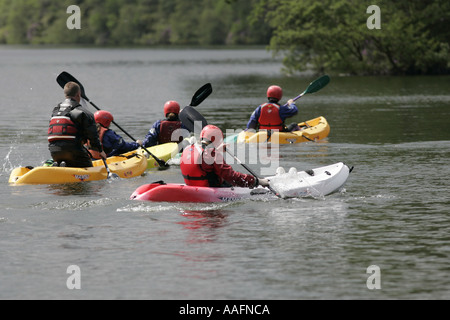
(258, 178), (270, 187)
(136, 140), (143, 146)
(287, 99), (294, 106)
(99, 151), (107, 160)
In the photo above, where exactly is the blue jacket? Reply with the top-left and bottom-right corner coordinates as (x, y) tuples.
(246, 102), (298, 130)
(102, 129), (141, 156)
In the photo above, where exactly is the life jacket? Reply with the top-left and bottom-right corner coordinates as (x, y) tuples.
(258, 103), (284, 130)
(48, 99), (79, 143)
(180, 144), (219, 187)
(87, 126), (108, 159)
(159, 120), (182, 144)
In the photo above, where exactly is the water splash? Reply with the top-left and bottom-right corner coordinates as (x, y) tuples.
(2, 144), (17, 174)
(117, 203), (178, 213)
(2, 131), (34, 174)
(117, 201), (234, 213)
(33, 197), (115, 211)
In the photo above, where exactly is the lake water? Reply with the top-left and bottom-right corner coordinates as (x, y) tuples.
(0, 47), (449, 300)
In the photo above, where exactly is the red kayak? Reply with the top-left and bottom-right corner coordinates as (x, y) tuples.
(130, 181), (270, 203)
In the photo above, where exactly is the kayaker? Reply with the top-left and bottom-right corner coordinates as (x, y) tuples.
(48, 81), (106, 167)
(86, 110), (143, 159)
(143, 100), (189, 147)
(246, 85), (299, 132)
(180, 124), (270, 188)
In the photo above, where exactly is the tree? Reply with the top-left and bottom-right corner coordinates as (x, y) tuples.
(1, 0), (40, 44)
(253, 0), (450, 75)
(0, 0), (272, 46)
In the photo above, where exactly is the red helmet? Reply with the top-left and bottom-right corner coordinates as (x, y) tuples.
(163, 100), (180, 116)
(267, 85), (283, 101)
(200, 125), (223, 146)
(94, 110), (114, 128)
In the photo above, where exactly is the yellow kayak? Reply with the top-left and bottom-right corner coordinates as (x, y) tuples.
(133, 142), (179, 169)
(237, 116), (330, 144)
(9, 153), (147, 185)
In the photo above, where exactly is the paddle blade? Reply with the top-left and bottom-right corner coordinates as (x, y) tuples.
(101, 159), (120, 180)
(179, 106), (208, 133)
(155, 159), (170, 170)
(108, 172), (120, 180)
(304, 75), (330, 94)
(190, 83), (212, 107)
(56, 71), (89, 101)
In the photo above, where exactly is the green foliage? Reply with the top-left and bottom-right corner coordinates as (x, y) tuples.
(0, 0), (268, 46)
(0, 0), (447, 75)
(253, 0), (450, 75)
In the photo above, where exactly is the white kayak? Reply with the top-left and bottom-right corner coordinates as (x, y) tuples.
(268, 162), (352, 199)
(131, 162), (352, 202)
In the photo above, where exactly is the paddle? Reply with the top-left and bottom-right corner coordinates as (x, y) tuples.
(178, 83), (212, 134)
(56, 71), (169, 169)
(102, 159), (119, 180)
(179, 104), (281, 197)
(189, 83), (212, 107)
(179, 106), (208, 134)
(282, 74), (330, 107)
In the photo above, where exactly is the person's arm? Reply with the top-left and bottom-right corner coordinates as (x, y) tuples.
(215, 162), (256, 188)
(143, 121), (160, 147)
(103, 130), (141, 156)
(72, 108), (102, 151)
(279, 100), (298, 120)
(246, 107), (261, 130)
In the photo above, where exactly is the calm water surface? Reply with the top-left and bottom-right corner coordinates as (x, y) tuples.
(0, 47), (449, 300)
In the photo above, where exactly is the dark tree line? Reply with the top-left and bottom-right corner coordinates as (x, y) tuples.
(0, 0), (271, 46)
(1, 0), (448, 75)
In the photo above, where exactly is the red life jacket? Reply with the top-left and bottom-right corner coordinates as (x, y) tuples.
(159, 120), (182, 144)
(180, 144), (215, 187)
(258, 103), (284, 130)
(48, 101), (79, 143)
(87, 126), (107, 159)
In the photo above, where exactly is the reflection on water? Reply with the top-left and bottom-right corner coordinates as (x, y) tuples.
(46, 181), (104, 197)
(179, 209), (229, 244)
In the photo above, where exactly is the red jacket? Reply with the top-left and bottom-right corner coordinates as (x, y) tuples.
(258, 103), (284, 130)
(180, 144), (256, 188)
(158, 120), (182, 144)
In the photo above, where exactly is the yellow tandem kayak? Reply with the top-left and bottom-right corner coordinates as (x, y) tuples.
(9, 142), (180, 185)
(236, 116), (330, 144)
(9, 153), (147, 185)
